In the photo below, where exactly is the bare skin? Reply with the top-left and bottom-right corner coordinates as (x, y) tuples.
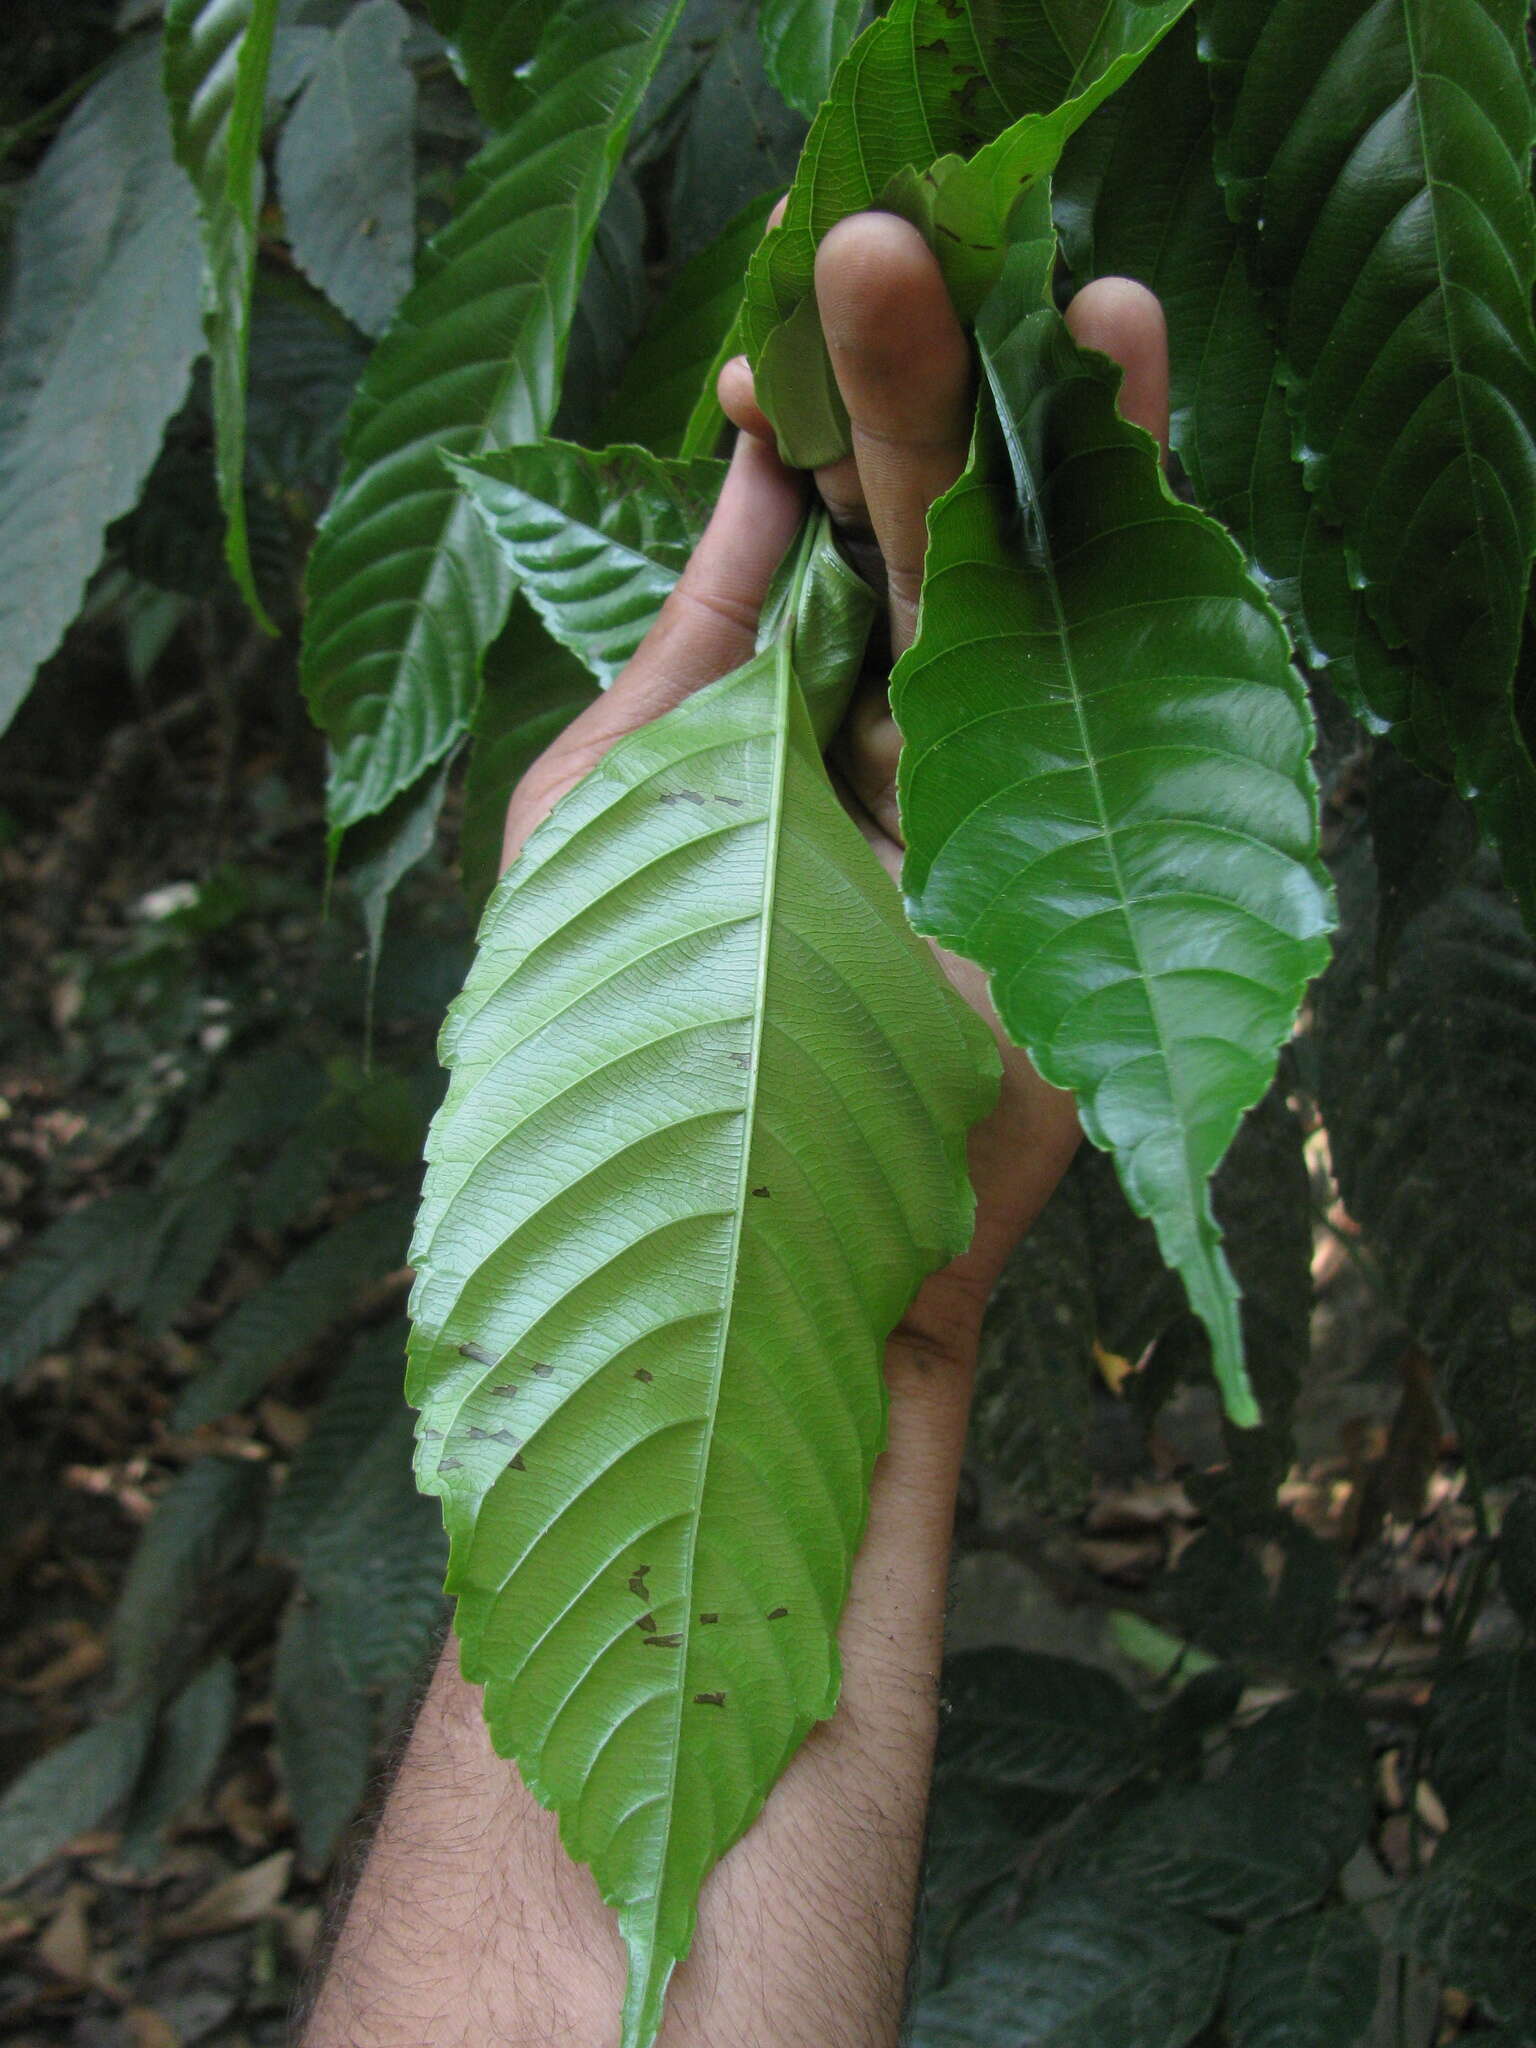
(303, 216), (1168, 2048)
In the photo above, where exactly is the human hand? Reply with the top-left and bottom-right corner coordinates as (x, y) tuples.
(502, 210), (1170, 1350)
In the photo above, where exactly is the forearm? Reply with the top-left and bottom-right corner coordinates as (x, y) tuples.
(302, 1298), (982, 2048)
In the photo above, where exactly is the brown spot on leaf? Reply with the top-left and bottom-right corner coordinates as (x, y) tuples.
(635, 1612), (657, 1633)
(457, 1341), (496, 1366)
(750, 1186), (770, 1199)
(633, 1368), (653, 1384)
(659, 789), (708, 806)
(644, 1633), (684, 1650)
(767, 1607), (788, 1621)
(421, 1428), (443, 1440)
(693, 1692), (726, 1708)
(699, 1612), (719, 1626)
(508, 1453), (527, 1472)
(439, 1458), (463, 1472)
(628, 1566), (651, 1601)
(729, 1051), (752, 1071)
(488, 1429), (519, 1446)
(490, 1385), (517, 1399)
(467, 1426), (489, 1440)
(531, 1363), (553, 1378)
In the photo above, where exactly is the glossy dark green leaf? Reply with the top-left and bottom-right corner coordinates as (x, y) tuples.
(164, 0), (281, 630)
(407, 517), (998, 2046)
(1394, 1788), (1536, 2030)
(1200, 0), (1536, 916)
(742, 0), (1193, 465)
(757, 0), (863, 119)
(1316, 841), (1536, 1480)
(460, 608), (600, 913)
(302, 0), (685, 839)
(0, 38), (203, 732)
(274, 0), (415, 338)
(910, 1886), (1229, 2048)
(451, 441), (725, 686)
(938, 1649), (1146, 1794)
(1228, 1910), (1380, 2048)
(599, 192), (778, 459)
(426, 0), (556, 129)
(893, 233), (1334, 1425)
(1053, 18), (1428, 762)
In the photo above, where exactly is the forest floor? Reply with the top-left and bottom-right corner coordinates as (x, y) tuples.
(0, 657), (1483, 2046)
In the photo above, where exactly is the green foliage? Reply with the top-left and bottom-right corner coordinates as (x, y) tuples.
(274, 0), (416, 338)
(0, 37), (203, 732)
(893, 223), (1333, 1423)
(407, 518), (997, 2040)
(0, 1701), (159, 1891)
(163, 0), (281, 628)
(120, 1658), (241, 1868)
(301, 0), (686, 839)
(1227, 1911), (1381, 2048)
(757, 0), (864, 121)
(1394, 1789), (1536, 2031)
(110, 1457), (266, 1702)
(0, 1190), (159, 1384)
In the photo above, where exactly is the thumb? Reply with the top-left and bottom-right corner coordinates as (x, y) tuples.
(502, 429), (804, 870)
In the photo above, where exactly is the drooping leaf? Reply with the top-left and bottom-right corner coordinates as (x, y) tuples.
(742, 0), (1194, 466)
(0, 38), (203, 733)
(273, 1593), (376, 1867)
(302, 0), (686, 839)
(1199, 0), (1536, 916)
(552, 169), (649, 446)
(1053, 17), (1428, 759)
(111, 1459), (266, 1703)
(1067, 1692), (1372, 1924)
(938, 1650), (1146, 1795)
(164, 0), (282, 629)
(1315, 841), (1536, 1480)
(757, 0), (863, 119)
(119, 1658), (240, 1867)
(348, 755), (453, 990)
(406, 514), (998, 2046)
(460, 608), (600, 913)
(0, 1191), (158, 1386)
(599, 191), (778, 459)
(450, 442), (726, 687)
(1228, 1910), (1380, 2048)
(1394, 1787), (1536, 2030)
(275, 0), (415, 339)
(174, 1196), (416, 1427)
(0, 1701), (158, 1890)
(893, 230), (1334, 1425)
(909, 1885), (1229, 2048)
(666, 8), (805, 268)
(425, 0), (556, 129)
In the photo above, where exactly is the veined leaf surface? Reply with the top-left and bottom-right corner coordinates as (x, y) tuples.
(1200, 0), (1536, 914)
(741, 0), (1193, 466)
(301, 0), (685, 838)
(757, 0), (864, 119)
(451, 441), (726, 688)
(164, 0), (281, 629)
(892, 231), (1334, 1424)
(407, 516), (998, 2045)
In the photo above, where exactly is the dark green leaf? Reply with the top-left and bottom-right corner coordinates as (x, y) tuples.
(0, 1701), (158, 1890)
(1425, 1645), (1536, 1813)
(938, 1649), (1146, 1794)
(406, 516), (997, 2043)
(552, 169), (649, 445)
(910, 1885), (1229, 2048)
(667, 9), (805, 267)
(119, 1658), (240, 1867)
(244, 278), (370, 503)
(1316, 842), (1536, 1480)
(302, 0), (684, 837)
(134, 1179), (245, 1337)
(349, 755), (453, 987)
(599, 192), (777, 459)
(1070, 1693), (1372, 1923)
(1228, 1910), (1380, 2048)
(275, 0), (416, 338)
(164, 0), (282, 629)
(743, 0), (1193, 465)
(0, 1191), (160, 1386)
(1502, 1488), (1536, 1632)
(0, 39), (203, 732)
(111, 1459), (265, 1703)
(1199, 0), (1536, 916)
(757, 0), (863, 119)
(1394, 1788), (1536, 2030)
(450, 441), (725, 687)
(459, 608), (600, 913)
(426, 0), (556, 129)
(893, 235), (1334, 1425)
(273, 1594), (375, 1867)
(174, 1196), (416, 1426)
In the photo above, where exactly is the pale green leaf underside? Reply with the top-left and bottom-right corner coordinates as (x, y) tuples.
(1200, 0), (1536, 915)
(892, 245), (1334, 1425)
(743, 0), (1193, 466)
(164, 0), (280, 631)
(451, 441), (726, 688)
(302, 0), (684, 838)
(408, 521), (997, 2044)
